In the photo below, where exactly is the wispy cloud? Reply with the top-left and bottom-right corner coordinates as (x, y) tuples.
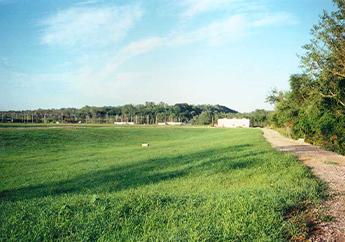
(180, 0), (230, 18)
(112, 11), (297, 63)
(171, 15), (247, 45)
(178, 0), (268, 19)
(251, 12), (298, 27)
(33, 1), (299, 106)
(89, 37), (165, 83)
(76, 11), (297, 89)
(40, 3), (142, 48)
(80, 15), (245, 85)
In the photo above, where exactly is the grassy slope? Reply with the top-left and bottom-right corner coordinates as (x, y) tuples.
(0, 126), (321, 241)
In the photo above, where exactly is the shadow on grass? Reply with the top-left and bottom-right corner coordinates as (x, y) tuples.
(0, 144), (270, 201)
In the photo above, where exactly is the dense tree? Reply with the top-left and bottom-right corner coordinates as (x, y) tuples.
(268, 0), (345, 154)
(302, 0), (345, 106)
(192, 111), (212, 125)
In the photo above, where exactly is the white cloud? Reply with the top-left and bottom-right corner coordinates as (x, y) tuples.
(75, 0), (100, 6)
(80, 16), (244, 86)
(40, 4), (142, 48)
(120, 37), (165, 57)
(178, 0), (267, 19)
(78, 10), (298, 84)
(112, 14), (247, 60)
(180, 0), (230, 18)
(32, 1), (299, 107)
(86, 37), (165, 83)
(112, 11), (294, 57)
(251, 12), (298, 27)
(171, 15), (247, 45)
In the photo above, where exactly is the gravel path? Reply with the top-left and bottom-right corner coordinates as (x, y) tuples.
(262, 128), (345, 242)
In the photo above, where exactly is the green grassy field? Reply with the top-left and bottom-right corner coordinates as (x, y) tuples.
(0, 126), (322, 241)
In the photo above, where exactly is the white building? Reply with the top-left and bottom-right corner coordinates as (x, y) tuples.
(217, 118), (250, 128)
(166, 122), (182, 126)
(114, 122), (135, 125)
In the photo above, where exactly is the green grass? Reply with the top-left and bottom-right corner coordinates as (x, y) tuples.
(0, 126), (322, 241)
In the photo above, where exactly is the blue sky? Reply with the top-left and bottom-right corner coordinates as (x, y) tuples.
(0, 0), (334, 112)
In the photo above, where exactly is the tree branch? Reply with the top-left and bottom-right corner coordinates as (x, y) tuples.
(320, 91), (345, 107)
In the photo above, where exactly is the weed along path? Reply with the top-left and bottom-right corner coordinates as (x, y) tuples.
(262, 128), (345, 241)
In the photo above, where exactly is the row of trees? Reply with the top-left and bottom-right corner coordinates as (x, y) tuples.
(267, 0), (345, 154)
(1, 103), (271, 127)
(0, 102), (238, 125)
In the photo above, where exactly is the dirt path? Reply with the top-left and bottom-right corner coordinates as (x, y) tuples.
(262, 128), (345, 242)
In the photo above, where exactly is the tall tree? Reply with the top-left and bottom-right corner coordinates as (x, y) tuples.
(301, 0), (345, 108)
(268, 0), (345, 154)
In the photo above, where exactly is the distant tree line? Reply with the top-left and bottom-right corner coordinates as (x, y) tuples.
(0, 102), (238, 125)
(267, 0), (345, 154)
(0, 103), (271, 127)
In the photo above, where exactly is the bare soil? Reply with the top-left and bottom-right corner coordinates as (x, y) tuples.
(262, 128), (345, 242)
